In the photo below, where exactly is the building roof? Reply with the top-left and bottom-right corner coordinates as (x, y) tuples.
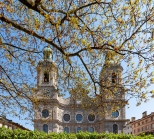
(0, 115), (30, 131)
(131, 112), (154, 124)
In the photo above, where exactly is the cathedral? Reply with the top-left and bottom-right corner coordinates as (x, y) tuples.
(33, 47), (128, 133)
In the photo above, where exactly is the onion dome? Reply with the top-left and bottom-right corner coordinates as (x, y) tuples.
(43, 46), (52, 60)
(104, 51), (114, 66)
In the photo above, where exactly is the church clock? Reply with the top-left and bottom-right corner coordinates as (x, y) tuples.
(43, 89), (50, 97)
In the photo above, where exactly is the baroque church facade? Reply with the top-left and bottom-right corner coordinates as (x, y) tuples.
(33, 47), (128, 133)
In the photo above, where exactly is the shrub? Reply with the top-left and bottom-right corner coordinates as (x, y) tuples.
(0, 127), (154, 139)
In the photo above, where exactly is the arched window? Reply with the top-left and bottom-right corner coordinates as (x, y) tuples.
(64, 127), (69, 133)
(42, 109), (49, 118)
(43, 124), (48, 133)
(76, 127), (81, 133)
(113, 124), (118, 133)
(112, 72), (117, 83)
(89, 127), (94, 132)
(44, 72), (49, 82)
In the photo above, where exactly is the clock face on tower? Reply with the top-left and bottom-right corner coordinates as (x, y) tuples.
(115, 91), (122, 97)
(43, 89), (50, 97)
(43, 88), (54, 98)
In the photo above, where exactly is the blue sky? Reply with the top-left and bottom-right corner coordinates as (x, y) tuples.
(126, 97), (154, 121)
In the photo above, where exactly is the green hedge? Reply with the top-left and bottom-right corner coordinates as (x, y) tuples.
(0, 127), (154, 139)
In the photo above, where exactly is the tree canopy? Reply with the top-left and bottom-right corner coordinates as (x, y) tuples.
(0, 0), (154, 119)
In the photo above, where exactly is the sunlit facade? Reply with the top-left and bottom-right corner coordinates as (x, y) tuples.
(33, 47), (128, 133)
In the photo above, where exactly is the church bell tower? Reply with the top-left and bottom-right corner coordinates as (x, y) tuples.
(33, 46), (59, 132)
(99, 51), (127, 133)
(36, 46), (58, 90)
(34, 46), (58, 100)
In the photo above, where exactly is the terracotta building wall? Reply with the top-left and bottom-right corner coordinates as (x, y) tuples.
(132, 112), (154, 135)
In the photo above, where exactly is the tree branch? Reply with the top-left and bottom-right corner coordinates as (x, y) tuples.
(2, 43), (42, 53)
(0, 15), (65, 55)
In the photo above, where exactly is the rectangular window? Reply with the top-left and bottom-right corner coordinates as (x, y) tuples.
(152, 124), (154, 129)
(9, 126), (12, 130)
(134, 129), (135, 133)
(142, 127), (144, 131)
(152, 117), (154, 121)
(88, 127), (94, 132)
(138, 128), (140, 132)
(145, 126), (149, 130)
